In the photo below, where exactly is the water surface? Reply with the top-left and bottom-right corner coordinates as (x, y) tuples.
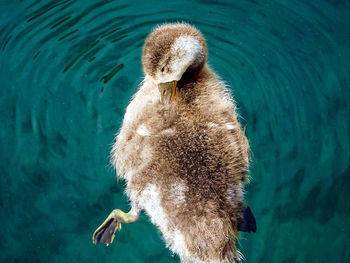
(0, 0), (349, 262)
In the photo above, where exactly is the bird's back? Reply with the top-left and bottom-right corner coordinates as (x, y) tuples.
(120, 71), (249, 262)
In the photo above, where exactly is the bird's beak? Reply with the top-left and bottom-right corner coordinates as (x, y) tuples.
(158, 80), (177, 104)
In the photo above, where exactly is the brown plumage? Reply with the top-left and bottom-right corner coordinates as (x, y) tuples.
(101, 23), (251, 263)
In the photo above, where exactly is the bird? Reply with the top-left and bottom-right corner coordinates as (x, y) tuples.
(92, 23), (256, 263)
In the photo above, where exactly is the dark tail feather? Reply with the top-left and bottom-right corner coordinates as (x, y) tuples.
(238, 206), (257, 233)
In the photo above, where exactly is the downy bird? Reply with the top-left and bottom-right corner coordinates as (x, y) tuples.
(93, 23), (256, 263)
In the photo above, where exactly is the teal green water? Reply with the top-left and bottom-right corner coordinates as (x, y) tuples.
(1, 0), (349, 262)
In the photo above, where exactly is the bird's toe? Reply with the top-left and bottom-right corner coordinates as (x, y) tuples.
(93, 218), (121, 245)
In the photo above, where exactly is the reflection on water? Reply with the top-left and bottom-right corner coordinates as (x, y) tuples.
(0, 0), (349, 262)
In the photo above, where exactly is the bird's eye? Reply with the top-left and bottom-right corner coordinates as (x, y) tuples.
(161, 66), (165, 72)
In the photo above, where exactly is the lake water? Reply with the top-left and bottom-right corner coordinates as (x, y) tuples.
(0, 0), (349, 262)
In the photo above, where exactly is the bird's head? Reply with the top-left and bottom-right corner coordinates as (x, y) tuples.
(142, 23), (208, 103)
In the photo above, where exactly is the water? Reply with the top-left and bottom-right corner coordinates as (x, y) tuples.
(0, 0), (349, 262)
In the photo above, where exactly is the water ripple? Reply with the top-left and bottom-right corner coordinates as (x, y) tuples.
(0, 1), (349, 262)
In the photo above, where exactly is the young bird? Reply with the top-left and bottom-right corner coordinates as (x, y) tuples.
(93, 23), (256, 263)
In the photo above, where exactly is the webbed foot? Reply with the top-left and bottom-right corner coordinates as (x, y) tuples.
(92, 209), (138, 246)
(238, 206), (257, 233)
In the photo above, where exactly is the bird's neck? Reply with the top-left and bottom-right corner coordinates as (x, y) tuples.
(177, 65), (212, 103)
